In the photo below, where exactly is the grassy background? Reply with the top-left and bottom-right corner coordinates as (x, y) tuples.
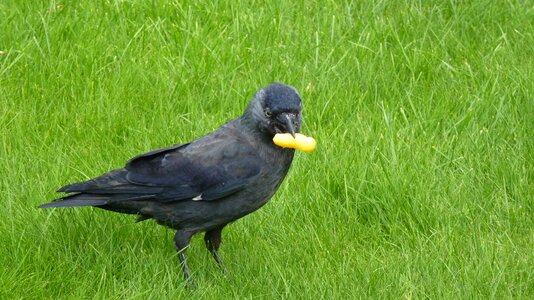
(1, 0), (533, 298)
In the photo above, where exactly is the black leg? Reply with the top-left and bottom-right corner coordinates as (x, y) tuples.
(174, 230), (195, 288)
(204, 226), (226, 271)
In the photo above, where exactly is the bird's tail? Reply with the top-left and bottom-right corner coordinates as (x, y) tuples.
(38, 193), (155, 209)
(38, 193), (109, 208)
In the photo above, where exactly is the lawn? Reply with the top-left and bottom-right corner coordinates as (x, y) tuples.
(1, 0), (532, 298)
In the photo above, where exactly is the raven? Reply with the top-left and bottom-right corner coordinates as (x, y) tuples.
(40, 82), (304, 286)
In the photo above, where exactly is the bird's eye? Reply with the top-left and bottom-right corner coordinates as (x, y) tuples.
(265, 111), (272, 118)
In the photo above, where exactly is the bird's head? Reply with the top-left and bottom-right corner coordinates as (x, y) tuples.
(243, 83), (302, 138)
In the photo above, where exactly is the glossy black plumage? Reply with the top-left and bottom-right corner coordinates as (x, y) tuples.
(39, 82), (304, 287)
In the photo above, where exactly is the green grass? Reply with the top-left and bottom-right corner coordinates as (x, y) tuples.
(1, 0), (533, 298)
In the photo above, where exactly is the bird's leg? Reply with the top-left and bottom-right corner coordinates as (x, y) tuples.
(174, 230), (195, 288)
(204, 226), (226, 271)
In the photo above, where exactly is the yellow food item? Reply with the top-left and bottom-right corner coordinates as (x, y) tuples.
(273, 133), (317, 153)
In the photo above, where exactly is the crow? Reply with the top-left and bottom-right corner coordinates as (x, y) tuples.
(39, 82), (304, 286)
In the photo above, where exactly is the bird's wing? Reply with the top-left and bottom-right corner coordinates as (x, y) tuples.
(58, 128), (263, 203)
(124, 132), (263, 201)
(57, 143), (189, 195)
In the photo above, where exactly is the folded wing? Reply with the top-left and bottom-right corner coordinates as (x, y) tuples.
(40, 130), (263, 208)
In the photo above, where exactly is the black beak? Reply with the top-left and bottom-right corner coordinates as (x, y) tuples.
(282, 113), (297, 137)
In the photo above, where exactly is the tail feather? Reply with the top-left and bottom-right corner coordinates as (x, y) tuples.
(39, 192), (156, 209)
(56, 168), (163, 195)
(39, 192), (111, 208)
(39, 199), (109, 208)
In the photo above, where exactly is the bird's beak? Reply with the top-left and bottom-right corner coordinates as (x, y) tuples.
(282, 113), (297, 137)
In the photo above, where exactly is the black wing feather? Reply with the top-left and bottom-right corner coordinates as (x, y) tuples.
(52, 127), (263, 204)
(124, 133), (263, 202)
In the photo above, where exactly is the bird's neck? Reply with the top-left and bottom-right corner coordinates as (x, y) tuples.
(240, 111), (271, 142)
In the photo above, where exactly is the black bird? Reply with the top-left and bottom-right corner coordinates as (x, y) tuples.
(40, 82), (304, 286)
